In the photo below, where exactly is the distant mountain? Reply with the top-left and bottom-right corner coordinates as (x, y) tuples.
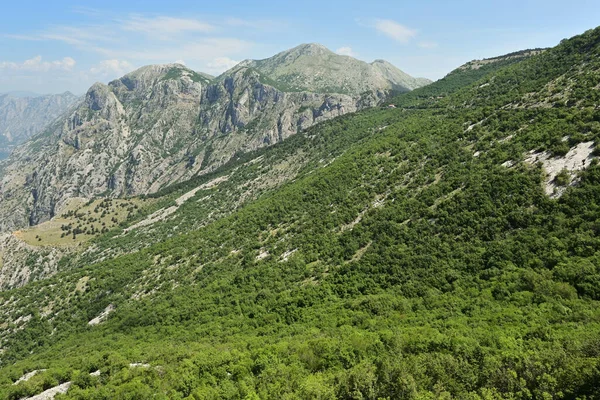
(0, 45), (428, 232)
(2, 91), (43, 98)
(0, 92), (80, 159)
(231, 43), (430, 94)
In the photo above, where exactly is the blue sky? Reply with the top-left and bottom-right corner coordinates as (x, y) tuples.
(1, 0), (599, 94)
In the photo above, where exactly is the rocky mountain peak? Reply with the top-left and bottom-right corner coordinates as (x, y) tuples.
(84, 82), (112, 111)
(226, 43), (430, 95)
(287, 43), (332, 56)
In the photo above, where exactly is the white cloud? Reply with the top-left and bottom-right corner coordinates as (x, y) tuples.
(336, 47), (356, 57)
(207, 57), (240, 74)
(418, 41), (438, 49)
(107, 38), (252, 66)
(4, 13), (262, 92)
(0, 56), (76, 72)
(5, 26), (116, 48)
(121, 16), (215, 37)
(89, 59), (134, 77)
(71, 6), (105, 17)
(374, 19), (417, 43)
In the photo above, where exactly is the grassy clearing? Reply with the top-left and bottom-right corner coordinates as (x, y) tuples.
(14, 198), (147, 247)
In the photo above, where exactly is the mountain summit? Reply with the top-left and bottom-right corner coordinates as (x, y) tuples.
(231, 43), (430, 94)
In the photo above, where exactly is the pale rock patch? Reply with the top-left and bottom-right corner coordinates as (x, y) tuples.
(256, 249), (270, 260)
(525, 141), (595, 197)
(88, 303), (115, 326)
(280, 249), (297, 262)
(13, 370), (46, 385)
(22, 382), (71, 400)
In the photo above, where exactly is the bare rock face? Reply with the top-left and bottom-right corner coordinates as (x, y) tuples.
(0, 46), (428, 233)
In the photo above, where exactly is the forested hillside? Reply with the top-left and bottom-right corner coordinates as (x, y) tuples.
(1, 27), (600, 399)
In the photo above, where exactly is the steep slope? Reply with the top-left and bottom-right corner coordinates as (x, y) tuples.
(0, 92), (80, 159)
(233, 43), (430, 94)
(2, 27), (600, 399)
(0, 45), (421, 233)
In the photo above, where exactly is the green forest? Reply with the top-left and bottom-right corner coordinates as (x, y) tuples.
(1, 27), (600, 399)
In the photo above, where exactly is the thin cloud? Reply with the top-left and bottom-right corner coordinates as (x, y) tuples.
(207, 57), (240, 74)
(5, 26), (116, 47)
(107, 38), (252, 64)
(121, 16), (215, 37)
(225, 17), (285, 31)
(374, 19), (417, 43)
(418, 41), (438, 49)
(71, 6), (106, 17)
(3, 13), (263, 92)
(0, 56), (76, 72)
(89, 59), (134, 77)
(336, 47), (356, 57)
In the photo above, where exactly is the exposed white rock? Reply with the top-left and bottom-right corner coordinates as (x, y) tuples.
(13, 369), (46, 385)
(525, 141), (595, 197)
(0, 233), (65, 290)
(88, 303), (115, 325)
(256, 250), (270, 260)
(23, 382), (71, 400)
(175, 175), (229, 206)
(129, 363), (151, 368)
(122, 206), (179, 234)
(280, 249), (297, 262)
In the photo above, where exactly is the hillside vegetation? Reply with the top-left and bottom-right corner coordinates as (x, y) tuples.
(1, 27), (600, 399)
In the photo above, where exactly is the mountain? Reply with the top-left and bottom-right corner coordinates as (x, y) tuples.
(0, 92), (80, 159)
(1, 26), (600, 399)
(1, 91), (42, 98)
(0, 46), (427, 233)
(231, 43), (430, 94)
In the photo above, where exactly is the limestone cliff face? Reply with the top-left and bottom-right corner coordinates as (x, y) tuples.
(0, 46), (427, 232)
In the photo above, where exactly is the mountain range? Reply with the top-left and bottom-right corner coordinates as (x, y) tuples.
(0, 44), (429, 233)
(2, 28), (600, 399)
